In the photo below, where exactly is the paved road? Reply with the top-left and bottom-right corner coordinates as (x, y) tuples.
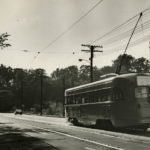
(0, 113), (150, 150)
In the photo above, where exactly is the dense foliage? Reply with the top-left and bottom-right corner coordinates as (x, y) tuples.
(0, 33), (11, 49)
(0, 54), (150, 115)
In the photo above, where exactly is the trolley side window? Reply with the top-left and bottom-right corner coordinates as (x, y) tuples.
(112, 88), (124, 101)
(75, 95), (82, 104)
(89, 91), (99, 103)
(85, 89), (112, 103)
(66, 88), (113, 104)
(66, 96), (73, 104)
(97, 88), (112, 102)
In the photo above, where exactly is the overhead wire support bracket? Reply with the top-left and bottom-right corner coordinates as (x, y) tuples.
(93, 50), (103, 52)
(82, 44), (103, 48)
(81, 44), (103, 82)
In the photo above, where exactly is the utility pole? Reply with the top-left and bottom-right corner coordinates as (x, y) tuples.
(62, 77), (66, 116)
(149, 41), (150, 62)
(81, 44), (103, 82)
(40, 70), (43, 116)
(148, 41), (150, 73)
(20, 80), (23, 109)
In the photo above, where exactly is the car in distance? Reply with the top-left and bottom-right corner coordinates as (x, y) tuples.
(14, 109), (23, 115)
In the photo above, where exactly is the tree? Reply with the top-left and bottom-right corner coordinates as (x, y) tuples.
(78, 65), (90, 84)
(133, 57), (150, 73)
(112, 54), (135, 74)
(51, 65), (79, 87)
(92, 66), (102, 81)
(0, 33), (11, 49)
(100, 66), (115, 75)
(0, 64), (14, 87)
(78, 65), (103, 83)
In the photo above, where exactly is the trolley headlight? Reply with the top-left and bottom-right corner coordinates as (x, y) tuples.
(135, 87), (148, 98)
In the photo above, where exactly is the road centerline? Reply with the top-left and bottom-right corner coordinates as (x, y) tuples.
(24, 123), (124, 150)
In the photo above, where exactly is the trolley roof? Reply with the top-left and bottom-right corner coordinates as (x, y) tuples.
(65, 73), (150, 95)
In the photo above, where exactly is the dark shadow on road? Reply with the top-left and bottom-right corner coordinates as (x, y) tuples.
(0, 124), (60, 150)
(73, 123), (150, 138)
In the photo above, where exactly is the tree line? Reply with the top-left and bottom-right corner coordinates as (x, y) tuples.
(0, 32), (149, 115)
(0, 54), (149, 115)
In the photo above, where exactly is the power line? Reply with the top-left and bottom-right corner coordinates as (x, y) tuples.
(40, 0), (104, 52)
(101, 19), (150, 52)
(93, 31), (150, 58)
(104, 33), (150, 54)
(91, 6), (150, 44)
(4, 49), (77, 55)
(102, 19), (150, 45)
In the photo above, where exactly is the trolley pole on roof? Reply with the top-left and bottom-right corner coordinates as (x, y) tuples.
(115, 12), (143, 74)
(81, 44), (103, 82)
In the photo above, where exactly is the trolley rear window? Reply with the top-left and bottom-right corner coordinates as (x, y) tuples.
(137, 76), (150, 86)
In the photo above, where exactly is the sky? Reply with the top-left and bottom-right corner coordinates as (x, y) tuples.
(0, 0), (150, 75)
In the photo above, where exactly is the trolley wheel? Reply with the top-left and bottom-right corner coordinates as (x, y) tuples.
(68, 117), (71, 122)
(141, 125), (149, 131)
(71, 118), (79, 126)
(96, 119), (105, 129)
(96, 119), (114, 130)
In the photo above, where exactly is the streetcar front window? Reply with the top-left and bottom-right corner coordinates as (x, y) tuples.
(135, 87), (149, 98)
(137, 76), (150, 86)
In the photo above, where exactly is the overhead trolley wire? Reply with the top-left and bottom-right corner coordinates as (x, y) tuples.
(91, 6), (150, 44)
(93, 7), (150, 59)
(101, 33), (150, 55)
(102, 19), (150, 45)
(101, 30), (150, 55)
(40, 0), (104, 53)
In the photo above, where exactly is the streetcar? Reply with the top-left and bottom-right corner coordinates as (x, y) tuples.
(65, 73), (150, 130)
